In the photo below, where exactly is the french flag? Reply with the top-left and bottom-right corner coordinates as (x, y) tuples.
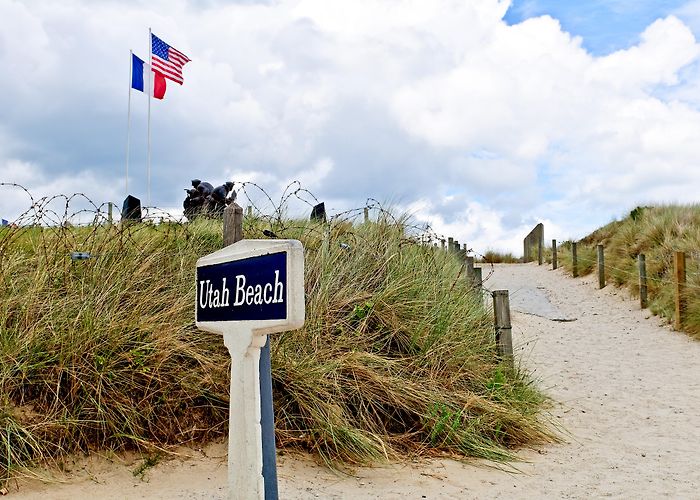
(131, 53), (166, 100)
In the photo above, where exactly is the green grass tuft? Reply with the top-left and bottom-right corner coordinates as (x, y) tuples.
(556, 204), (700, 338)
(479, 250), (520, 264)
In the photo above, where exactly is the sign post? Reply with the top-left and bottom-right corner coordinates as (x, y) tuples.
(196, 239), (305, 500)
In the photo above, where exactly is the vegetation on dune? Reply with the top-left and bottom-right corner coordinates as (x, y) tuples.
(479, 250), (520, 264)
(0, 208), (554, 483)
(557, 204), (700, 337)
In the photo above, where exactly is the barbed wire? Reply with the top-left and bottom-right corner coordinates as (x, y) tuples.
(0, 183), (494, 294)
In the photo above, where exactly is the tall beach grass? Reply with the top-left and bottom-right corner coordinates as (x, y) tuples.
(557, 205), (700, 337)
(0, 204), (554, 483)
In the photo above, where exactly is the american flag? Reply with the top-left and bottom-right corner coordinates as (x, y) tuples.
(151, 33), (190, 85)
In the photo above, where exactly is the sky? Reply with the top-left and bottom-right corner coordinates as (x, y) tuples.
(2, 0), (700, 255)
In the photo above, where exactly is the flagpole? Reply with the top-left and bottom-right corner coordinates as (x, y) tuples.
(126, 50), (133, 198)
(147, 27), (152, 207)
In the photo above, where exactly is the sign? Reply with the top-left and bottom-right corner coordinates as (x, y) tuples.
(196, 239), (304, 334)
(195, 239), (304, 500)
(197, 252), (287, 322)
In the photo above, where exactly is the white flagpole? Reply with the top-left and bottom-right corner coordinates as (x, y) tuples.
(147, 27), (152, 207)
(126, 50), (133, 198)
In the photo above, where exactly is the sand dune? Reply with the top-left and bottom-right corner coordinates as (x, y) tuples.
(13, 263), (700, 499)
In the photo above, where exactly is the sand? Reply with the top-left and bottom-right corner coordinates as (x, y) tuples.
(10, 263), (700, 498)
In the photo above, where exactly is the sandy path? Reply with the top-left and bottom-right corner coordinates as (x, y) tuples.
(12, 263), (700, 498)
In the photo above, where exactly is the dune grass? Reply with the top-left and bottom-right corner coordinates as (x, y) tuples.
(556, 205), (700, 337)
(479, 250), (520, 264)
(0, 212), (554, 483)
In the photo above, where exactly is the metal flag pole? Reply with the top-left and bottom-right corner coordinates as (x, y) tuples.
(125, 50), (133, 198)
(146, 27), (152, 207)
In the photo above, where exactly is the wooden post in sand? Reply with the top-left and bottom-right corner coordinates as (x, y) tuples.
(107, 202), (113, 224)
(572, 242), (578, 278)
(492, 290), (513, 363)
(597, 244), (605, 289)
(552, 239), (557, 270)
(674, 251), (686, 330)
(466, 256), (475, 282)
(447, 237), (454, 252)
(473, 267), (483, 293)
(363, 207), (369, 223)
(638, 254), (647, 309)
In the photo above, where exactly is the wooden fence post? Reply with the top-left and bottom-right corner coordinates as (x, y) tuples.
(674, 251), (686, 330)
(321, 226), (330, 256)
(441, 239), (445, 251)
(447, 237), (454, 252)
(473, 267), (482, 293)
(223, 203), (244, 246)
(466, 256), (475, 282)
(454, 239), (460, 253)
(107, 202), (113, 225)
(638, 254), (647, 309)
(246, 206), (253, 218)
(552, 239), (557, 270)
(492, 290), (514, 363)
(597, 244), (605, 289)
(538, 238), (543, 266)
(572, 242), (578, 278)
(363, 207), (369, 223)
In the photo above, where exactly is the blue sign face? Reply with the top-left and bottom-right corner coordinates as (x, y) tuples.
(196, 251), (287, 322)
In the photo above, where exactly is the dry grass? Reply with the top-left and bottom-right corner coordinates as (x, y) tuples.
(556, 205), (700, 337)
(0, 212), (554, 483)
(479, 250), (520, 264)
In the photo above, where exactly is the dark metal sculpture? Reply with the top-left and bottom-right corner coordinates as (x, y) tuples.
(184, 179), (236, 220)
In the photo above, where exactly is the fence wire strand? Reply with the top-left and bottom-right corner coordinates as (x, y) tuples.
(0, 183), (495, 294)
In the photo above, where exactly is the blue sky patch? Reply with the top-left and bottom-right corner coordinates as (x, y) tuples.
(504, 0), (689, 55)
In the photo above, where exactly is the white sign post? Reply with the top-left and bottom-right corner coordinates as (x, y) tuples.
(196, 239), (305, 500)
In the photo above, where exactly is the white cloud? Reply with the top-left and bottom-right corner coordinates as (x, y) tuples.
(586, 16), (699, 89)
(288, 156), (333, 190)
(2, 0), (700, 254)
(0, 158), (123, 223)
(387, 12), (700, 250)
(404, 196), (564, 257)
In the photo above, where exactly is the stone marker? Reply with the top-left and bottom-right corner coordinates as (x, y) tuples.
(523, 223), (544, 263)
(196, 240), (305, 499)
(122, 195), (142, 222)
(310, 202), (326, 222)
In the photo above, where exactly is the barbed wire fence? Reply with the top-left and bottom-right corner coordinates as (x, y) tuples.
(0, 181), (498, 293)
(546, 239), (700, 332)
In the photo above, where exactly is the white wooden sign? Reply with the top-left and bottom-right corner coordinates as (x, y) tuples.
(196, 239), (305, 500)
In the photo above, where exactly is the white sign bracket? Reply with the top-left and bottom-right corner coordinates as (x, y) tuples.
(223, 328), (267, 498)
